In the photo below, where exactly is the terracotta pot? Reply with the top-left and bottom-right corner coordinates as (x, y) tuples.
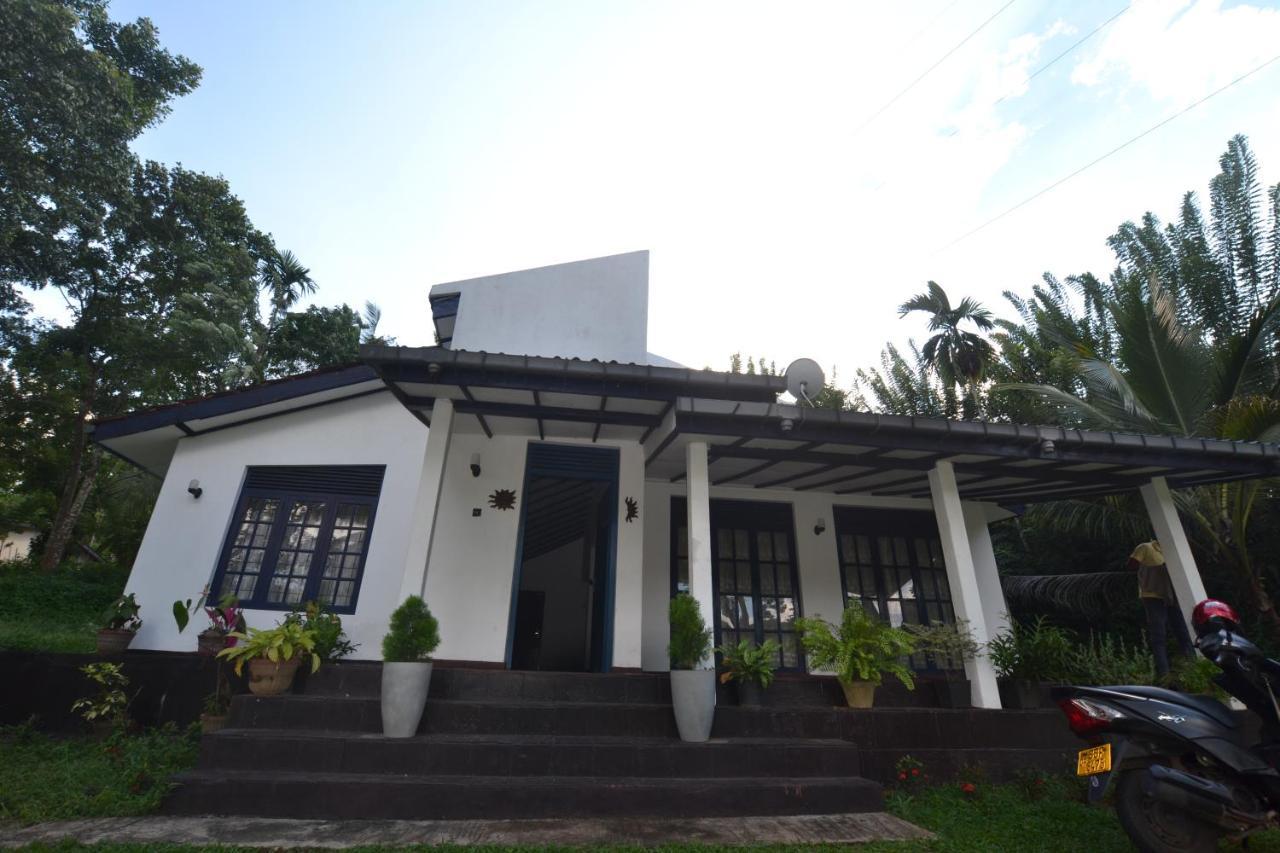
(839, 678), (877, 708)
(200, 713), (228, 734)
(96, 628), (135, 656)
(246, 657), (301, 696)
(197, 630), (227, 656)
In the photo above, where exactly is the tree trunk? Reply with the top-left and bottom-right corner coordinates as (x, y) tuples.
(40, 367), (98, 572)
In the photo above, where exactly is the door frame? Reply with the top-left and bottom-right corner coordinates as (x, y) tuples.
(504, 441), (620, 672)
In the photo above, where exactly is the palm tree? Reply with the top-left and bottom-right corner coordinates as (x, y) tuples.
(898, 281), (995, 418)
(260, 249), (316, 330)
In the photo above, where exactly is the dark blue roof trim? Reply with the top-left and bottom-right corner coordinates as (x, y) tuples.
(92, 365), (380, 441)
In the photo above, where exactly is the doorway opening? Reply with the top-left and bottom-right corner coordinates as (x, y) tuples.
(508, 444), (619, 672)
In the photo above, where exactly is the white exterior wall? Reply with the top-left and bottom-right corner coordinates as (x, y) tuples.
(423, 433), (647, 669)
(433, 252), (650, 364)
(122, 392), (429, 659)
(639, 482), (1006, 672)
(0, 528), (35, 562)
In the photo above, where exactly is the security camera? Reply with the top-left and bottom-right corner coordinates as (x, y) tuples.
(470, 453), (482, 478)
(187, 479), (203, 499)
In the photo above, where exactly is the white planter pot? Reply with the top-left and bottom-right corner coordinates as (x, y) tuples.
(670, 669), (716, 742)
(380, 661), (433, 738)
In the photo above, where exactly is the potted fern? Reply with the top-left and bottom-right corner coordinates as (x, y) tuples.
(668, 593), (714, 742)
(381, 596), (440, 738)
(903, 621), (979, 708)
(217, 619), (320, 696)
(717, 638), (779, 707)
(795, 606), (916, 708)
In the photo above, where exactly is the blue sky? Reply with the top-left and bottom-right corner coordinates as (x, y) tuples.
(30, 0), (1280, 382)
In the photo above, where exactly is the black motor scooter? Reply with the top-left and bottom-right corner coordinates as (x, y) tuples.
(1054, 599), (1280, 852)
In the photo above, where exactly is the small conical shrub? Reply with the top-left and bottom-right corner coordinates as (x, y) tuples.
(382, 596), (440, 662)
(668, 593), (711, 670)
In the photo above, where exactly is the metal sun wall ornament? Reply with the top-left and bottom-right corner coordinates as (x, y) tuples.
(624, 496), (638, 523)
(488, 488), (517, 511)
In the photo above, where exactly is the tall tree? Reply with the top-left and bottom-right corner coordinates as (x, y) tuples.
(897, 281), (995, 418)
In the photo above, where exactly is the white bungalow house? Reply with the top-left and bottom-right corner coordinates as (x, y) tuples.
(94, 251), (1280, 709)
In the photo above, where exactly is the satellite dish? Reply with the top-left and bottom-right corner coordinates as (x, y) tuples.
(784, 358), (825, 406)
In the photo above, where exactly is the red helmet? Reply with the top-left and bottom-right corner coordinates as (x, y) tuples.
(1192, 599), (1239, 636)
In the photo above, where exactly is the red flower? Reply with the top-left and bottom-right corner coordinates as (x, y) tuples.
(911, 768), (920, 777)
(898, 772), (908, 781)
(961, 782), (977, 794)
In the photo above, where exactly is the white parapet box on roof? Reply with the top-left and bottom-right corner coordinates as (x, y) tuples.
(429, 251), (650, 364)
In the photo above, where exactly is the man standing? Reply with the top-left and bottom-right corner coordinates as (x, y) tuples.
(1129, 540), (1195, 678)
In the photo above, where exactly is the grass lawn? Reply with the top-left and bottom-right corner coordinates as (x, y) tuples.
(5, 727), (1280, 852)
(0, 563), (128, 654)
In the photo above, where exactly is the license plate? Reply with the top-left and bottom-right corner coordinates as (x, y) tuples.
(1076, 743), (1111, 776)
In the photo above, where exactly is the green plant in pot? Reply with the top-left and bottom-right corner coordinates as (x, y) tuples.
(218, 619), (320, 696)
(284, 601), (359, 692)
(717, 638), (779, 707)
(903, 621), (979, 708)
(668, 593), (714, 742)
(986, 616), (1074, 709)
(795, 606), (916, 708)
(381, 596), (440, 738)
(97, 593), (142, 655)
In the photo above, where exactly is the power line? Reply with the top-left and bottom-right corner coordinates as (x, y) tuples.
(943, 4), (1130, 138)
(938, 50), (1280, 252)
(856, 0), (1019, 134)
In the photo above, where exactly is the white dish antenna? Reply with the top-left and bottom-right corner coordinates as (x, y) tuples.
(784, 358), (825, 406)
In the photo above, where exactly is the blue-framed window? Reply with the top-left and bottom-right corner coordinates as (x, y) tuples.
(211, 465), (385, 614)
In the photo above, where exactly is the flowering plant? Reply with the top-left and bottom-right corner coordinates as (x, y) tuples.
(204, 593), (244, 637)
(894, 755), (928, 791)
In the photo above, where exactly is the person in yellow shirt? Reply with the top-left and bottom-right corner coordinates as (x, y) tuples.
(1128, 540), (1195, 678)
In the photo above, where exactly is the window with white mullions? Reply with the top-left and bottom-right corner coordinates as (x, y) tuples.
(211, 465), (385, 615)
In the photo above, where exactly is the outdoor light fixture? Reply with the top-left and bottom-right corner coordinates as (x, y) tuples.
(187, 479), (203, 499)
(470, 453), (482, 478)
(1039, 439), (1057, 456)
(780, 417), (794, 433)
(814, 517), (827, 536)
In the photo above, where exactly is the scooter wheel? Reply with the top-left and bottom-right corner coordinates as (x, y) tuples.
(1114, 768), (1223, 853)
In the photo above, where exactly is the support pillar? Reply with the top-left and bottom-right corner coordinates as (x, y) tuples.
(685, 441), (715, 670)
(1139, 477), (1208, 635)
(929, 460), (1001, 709)
(398, 398), (455, 602)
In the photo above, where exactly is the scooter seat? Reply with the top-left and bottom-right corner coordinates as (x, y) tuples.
(1112, 685), (1238, 729)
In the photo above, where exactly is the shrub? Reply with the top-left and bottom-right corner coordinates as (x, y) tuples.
(795, 606), (916, 689)
(717, 638), (779, 688)
(1069, 631), (1154, 686)
(668, 593), (711, 670)
(987, 616), (1074, 682)
(895, 755), (928, 791)
(0, 562), (129, 653)
(1167, 654), (1228, 700)
(902, 620), (979, 671)
(217, 620), (321, 675)
(381, 596), (440, 662)
(71, 663), (130, 730)
(287, 601), (358, 662)
(100, 593), (141, 631)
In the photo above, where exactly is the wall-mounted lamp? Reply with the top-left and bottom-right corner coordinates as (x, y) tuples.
(814, 517), (827, 536)
(1039, 439), (1056, 456)
(470, 453), (482, 478)
(780, 417), (794, 433)
(187, 479), (203, 499)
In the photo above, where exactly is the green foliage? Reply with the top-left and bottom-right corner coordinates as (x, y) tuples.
(217, 620), (321, 676)
(902, 621), (979, 670)
(381, 596), (440, 662)
(100, 593), (141, 631)
(0, 722), (199, 826)
(795, 606), (916, 689)
(1069, 631), (1155, 687)
(1167, 654), (1229, 700)
(667, 593), (711, 670)
(286, 600), (358, 662)
(715, 638), (779, 688)
(70, 663), (130, 728)
(0, 561), (127, 652)
(986, 616), (1075, 682)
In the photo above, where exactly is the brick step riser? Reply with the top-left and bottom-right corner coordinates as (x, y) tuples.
(229, 696), (1075, 747)
(197, 736), (862, 778)
(162, 776), (883, 820)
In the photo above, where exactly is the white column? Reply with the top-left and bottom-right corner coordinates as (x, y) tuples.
(929, 460), (1001, 709)
(963, 504), (1012, 644)
(685, 441), (715, 670)
(398, 398), (455, 603)
(1139, 477), (1208, 635)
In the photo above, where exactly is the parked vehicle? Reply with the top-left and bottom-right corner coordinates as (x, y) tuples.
(1055, 599), (1280, 852)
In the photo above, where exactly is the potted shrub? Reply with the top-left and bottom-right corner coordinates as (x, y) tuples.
(174, 589), (244, 655)
(286, 601), (358, 693)
(717, 638), (779, 707)
(795, 606), (916, 709)
(380, 596), (440, 738)
(668, 593), (714, 742)
(200, 689), (231, 734)
(96, 594), (142, 655)
(904, 621), (979, 708)
(987, 616), (1074, 709)
(218, 619), (320, 696)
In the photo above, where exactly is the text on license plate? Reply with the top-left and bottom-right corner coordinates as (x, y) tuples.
(1076, 744), (1111, 776)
